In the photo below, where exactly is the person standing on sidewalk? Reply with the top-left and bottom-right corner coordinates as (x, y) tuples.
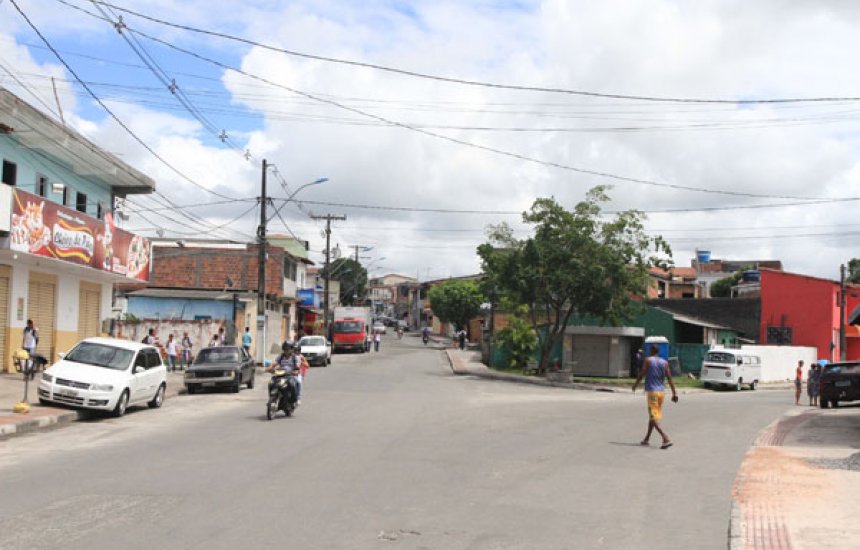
(180, 332), (193, 370)
(807, 363), (821, 407)
(632, 345), (678, 450)
(242, 327), (252, 356)
(458, 329), (467, 350)
(795, 360), (804, 405)
(373, 330), (381, 352)
(22, 319), (39, 377)
(166, 334), (178, 372)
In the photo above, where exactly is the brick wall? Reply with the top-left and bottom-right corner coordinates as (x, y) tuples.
(150, 245), (285, 296)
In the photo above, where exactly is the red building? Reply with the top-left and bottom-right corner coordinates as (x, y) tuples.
(759, 269), (860, 361)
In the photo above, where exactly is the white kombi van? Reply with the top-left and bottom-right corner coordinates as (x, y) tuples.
(699, 348), (761, 391)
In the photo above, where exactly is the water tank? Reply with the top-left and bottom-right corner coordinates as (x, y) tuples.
(696, 249), (711, 263)
(741, 270), (760, 283)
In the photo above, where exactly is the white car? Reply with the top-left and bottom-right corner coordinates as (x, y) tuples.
(297, 335), (332, 367)
(372, 322), (386, 335)
(38, 337), (167, 417)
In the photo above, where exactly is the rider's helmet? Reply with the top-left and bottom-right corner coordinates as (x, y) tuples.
(281, 340), (295, 352)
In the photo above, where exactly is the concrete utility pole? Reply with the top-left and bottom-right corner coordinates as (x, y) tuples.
(311, 213), (346, 338)
(256, 159), (269, 364)
(840, 263), (847, 361)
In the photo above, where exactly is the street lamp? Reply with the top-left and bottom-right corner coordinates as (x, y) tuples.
(269, 177), (328, 221)
(257, 163), (327, 365)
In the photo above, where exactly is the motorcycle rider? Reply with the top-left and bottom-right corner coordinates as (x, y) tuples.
(266, 341), (301, 406)
(422, 325), (430, 344)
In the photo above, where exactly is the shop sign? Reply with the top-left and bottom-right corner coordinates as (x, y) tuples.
(8, 189), (151, 281)
(298, 288), (317, 307)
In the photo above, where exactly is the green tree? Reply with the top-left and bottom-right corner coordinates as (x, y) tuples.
(427, 279), (484, 331)
(708, 266), (751, 298)
(321, 258), (367, 306)
(478, 186), (672, 373)
(849, 258), (860, 284)
(494, 308), (539, 370)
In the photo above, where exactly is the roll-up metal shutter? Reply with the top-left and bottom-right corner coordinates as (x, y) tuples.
(28, 273), (57, 363)
(78, 282), (101, 341)
(0, 267), (9, 372)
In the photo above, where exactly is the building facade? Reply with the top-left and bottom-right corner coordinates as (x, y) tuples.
(0, 87), (154, 371)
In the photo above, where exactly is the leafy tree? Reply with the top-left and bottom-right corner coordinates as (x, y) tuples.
(494, 308), (539, 370)
(321, 258), (367, 306)
(849, 258), (860, 284)
(427, 279), (483, 331)
(709, 266), (751, 298)
(478, 186), (672, 373)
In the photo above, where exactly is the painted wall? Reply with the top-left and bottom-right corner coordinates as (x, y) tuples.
(760, 271), (840, 361)
(0, 140), (111, 216)
(127, 296), (235, 321)
(739, 345), (818, 382)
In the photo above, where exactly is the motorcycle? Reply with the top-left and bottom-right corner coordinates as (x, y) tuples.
(422, 334), (429, 345)
(266, 368), (298, 420)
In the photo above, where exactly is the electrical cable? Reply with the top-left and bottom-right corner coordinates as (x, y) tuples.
(114, 24), (851, 202)
(86, 0), (860, 106)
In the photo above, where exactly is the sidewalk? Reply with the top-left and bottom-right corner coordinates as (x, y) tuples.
(0, 370), (186, 439)
(730, 406), (860, 549)
(444, 347), (860, 549)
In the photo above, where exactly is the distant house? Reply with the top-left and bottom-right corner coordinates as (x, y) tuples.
(647, 266), (702, 299)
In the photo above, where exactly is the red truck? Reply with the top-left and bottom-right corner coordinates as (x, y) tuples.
(331, 307), (372, 353)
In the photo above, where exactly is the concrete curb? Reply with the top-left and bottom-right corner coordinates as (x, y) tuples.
(0, 409), (81, 439)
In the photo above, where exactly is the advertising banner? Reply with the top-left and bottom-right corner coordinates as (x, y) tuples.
(8, 188), (151, 282)
(298, 288), (317, 307)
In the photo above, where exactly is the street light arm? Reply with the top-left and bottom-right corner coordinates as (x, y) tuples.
(268, 177), (328, 222)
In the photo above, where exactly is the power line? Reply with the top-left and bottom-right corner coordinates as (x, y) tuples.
(87, 0), (860, 106)
(112, 24), (853, 202)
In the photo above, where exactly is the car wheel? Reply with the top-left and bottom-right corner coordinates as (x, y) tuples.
(187, 386), (196, 395)
(148, 383), (166, 409)
(703, 382), (711, 389)
(327, 355), (331, 365)
(750, 380), (757, 391)
(232, 374), (241, 393)
(39, 397), (49, 406)
(820, 399), (829, 409)
(247, 373), (255, 389)
(112, 390), (130, 418)
(832, 400), (839, 408)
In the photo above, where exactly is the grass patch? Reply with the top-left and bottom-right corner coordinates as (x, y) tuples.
(572, 376), (704, 389)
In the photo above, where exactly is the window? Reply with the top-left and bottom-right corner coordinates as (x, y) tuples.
(37, 175), (48, 197)
(134, 352), (147, 370)
(1, 160), (16, 186)
(145, 349), (162, 369)
(76, 191), (87, 213)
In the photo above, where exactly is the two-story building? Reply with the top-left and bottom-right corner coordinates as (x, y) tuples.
(0, 87), (154, 370)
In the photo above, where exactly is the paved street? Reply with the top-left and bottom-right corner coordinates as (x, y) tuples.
(0, 335), (793, 550)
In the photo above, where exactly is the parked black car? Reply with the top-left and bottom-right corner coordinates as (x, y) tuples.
(184, 346), (255, 394)
(819, 361), (860, 408)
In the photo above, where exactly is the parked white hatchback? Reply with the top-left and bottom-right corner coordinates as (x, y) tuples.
(38, 337), (167, 417)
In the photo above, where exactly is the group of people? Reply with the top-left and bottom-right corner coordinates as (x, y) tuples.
(794, 359), (823, 407)
(140, 326), (256, 372)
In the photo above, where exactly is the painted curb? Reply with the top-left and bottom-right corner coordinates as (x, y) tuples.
(728, 499), (743, 550)
(0, 409), (81, 439)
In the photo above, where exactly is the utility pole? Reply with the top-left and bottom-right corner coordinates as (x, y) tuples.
(312, 213), (346, 338)
(256, 159), (269, 364)
(840, 263), (847, 361)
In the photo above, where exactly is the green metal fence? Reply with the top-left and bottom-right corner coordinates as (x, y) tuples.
(670, 344), (710, 374)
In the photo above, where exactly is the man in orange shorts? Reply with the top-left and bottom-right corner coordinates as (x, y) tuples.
(632, 345), (678, 449)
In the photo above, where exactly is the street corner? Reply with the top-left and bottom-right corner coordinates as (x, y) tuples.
(730, 407), (860, 549)
(0, 405), (80, 439)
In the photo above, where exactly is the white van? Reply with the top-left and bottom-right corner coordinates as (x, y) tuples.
(699, 349), (761, 391)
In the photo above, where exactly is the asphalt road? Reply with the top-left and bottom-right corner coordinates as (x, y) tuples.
(0, 335), (794, 549)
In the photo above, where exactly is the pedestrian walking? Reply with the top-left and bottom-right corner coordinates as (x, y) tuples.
(142, 327), (156, 345)
(632, 345), (678, 450)
(373, 330), (381, 352)
(208, 332), (221, 348)
(807, 363), (821, 407)
(795, 360), (804, 405)
(166, 334), (178, 372)
(242, 327), (252, 355)
(458, 329), (466, 350)
(180, 332), (193, 370)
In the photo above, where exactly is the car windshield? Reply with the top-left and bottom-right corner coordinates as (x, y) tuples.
(196, 348), (240, 363)
(64, 342), (135, 371)
(334, 321), (362, 334)
(705, 352), (736, 364)
(300, 337), (325, 347)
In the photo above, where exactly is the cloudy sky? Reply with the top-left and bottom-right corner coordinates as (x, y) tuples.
(3, 0), (860, 281)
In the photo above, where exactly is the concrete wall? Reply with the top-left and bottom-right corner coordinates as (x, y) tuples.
(738, 345), (818, 382)
(127, 296), (235, 321)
